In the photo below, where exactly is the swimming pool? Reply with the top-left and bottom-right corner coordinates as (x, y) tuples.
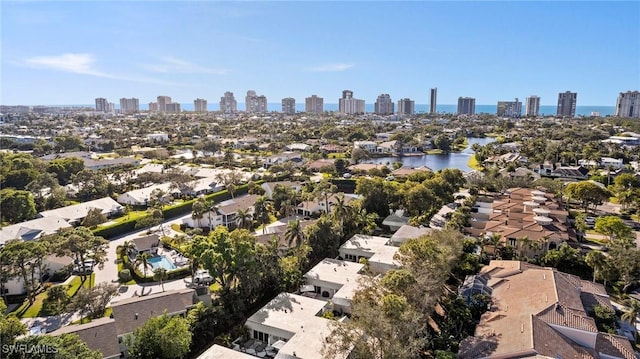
(148, 255), (177, 270)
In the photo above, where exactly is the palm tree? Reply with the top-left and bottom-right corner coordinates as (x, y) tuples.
(331, 194), (350, 234)
(191, 198), (207, 229)
(235, 208), (253, 230)
(153, 267), (168, 292)
(135, 252), (153, 278)
(254, 196), (273, 234)
(621, 299), (640, 341)
(285, 219), (305, 248)
(118, 240), (137, 261)
(516, 236), (531, 258)
(585, 250), (607, 284)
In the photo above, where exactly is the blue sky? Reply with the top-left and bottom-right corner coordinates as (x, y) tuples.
(1, 1), (638, 106)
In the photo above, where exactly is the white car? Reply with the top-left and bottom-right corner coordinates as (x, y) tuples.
(194, 269), (213, 285)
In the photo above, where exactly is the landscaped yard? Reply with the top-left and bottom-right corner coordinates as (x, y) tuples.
(13, 274), (95, 318)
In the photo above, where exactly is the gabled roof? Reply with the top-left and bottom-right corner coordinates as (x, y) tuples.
(215, 194), (259, 215)
(133, 234), (160, 251)
(111, 288), (194, 335)
(50, 317), (120, 358)
(0, 216), (71, 245)
(39, 197), (122, 222)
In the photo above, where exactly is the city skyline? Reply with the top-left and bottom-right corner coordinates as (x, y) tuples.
(1, 1), (638, 105)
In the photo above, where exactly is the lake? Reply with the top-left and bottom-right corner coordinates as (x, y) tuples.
(364, 137), (494, 172)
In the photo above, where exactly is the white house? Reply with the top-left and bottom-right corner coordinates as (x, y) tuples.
(302, 258), (365, 314)
(338, 234), (400, 275)
(146, 133), (169, 142)
(0, 216), (72, 246)
(116, 183), (173, 206)
(182, 194), (259, 229)
(284, 143), (311, 152)
(353, 141), (378, 153)
(389, 224), (433, 247)
(241, 293), (347, 359)
(39, 197), (123, 225)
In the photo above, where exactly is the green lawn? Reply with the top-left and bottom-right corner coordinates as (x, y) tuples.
(426, 149), (444, 155)
(327, 153), (348, 159)
(13, 274), (94, 318)
(109, 211), (147, 224)
(116, 260), (137, 285)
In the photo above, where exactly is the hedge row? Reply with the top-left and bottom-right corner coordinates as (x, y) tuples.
(93, 181), (262, 239)
(121, 254), (192, 283)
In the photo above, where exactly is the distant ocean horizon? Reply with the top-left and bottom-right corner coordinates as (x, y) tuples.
(34, 103), (616, 117)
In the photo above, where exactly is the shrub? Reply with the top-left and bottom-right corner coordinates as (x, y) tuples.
(118, 269), (132, 283)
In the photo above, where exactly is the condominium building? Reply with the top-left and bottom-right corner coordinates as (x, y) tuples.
(305, 95), (324, 113)
(148, 102), (158, 112)
(615, 91), (640, 118)
(397, 98), (415, 115)
(281, 97), (295, 114)
(338, 90), (365, 114)
(457, 97), (476, 115)
(219, 91), (237, 114)
(374, 94), (394, 115)
(496, 98), (522, 118)
(556, 91), (577, 117)
(194, 98), (207, 112)
(245, 90), (267, 113)
(119, 98), (139, 114)
(430, 88), (437, 114)
(165, 102), (181, 113)
(157, 96), (172, 112)
(525, 96), (540, 117)
(95, 98), (109, 112)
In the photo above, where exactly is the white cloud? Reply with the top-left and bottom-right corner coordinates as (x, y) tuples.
(23, 53), (180, 86)
(25, 53), (114, 78)
(144, 57), (229, 75)
(309, 63), (355, 72)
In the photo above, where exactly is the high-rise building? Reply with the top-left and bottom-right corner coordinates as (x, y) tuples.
(281, 98), (296, 114)
(157, 96), (172, 112)
(556, 91), (577, 117)
(165, 102), (181, 113)
(497, 98), (522, 118)
(305, 95), (324, 113)
(338, 90), (365, 114)
(397, 98), (415, 115)
(525, 96), (540, 117)
(194, 98), (207, 112)
(430, 88), (437, 114)
(95, 98), (109, 112)
(219, 92), (237, 114)
(245, 90), (267, 113)
(108, 102), (115, 114)
(120, 98), (139, 114)
(615, 91), (640, 118)
(374, 94), (394, 115)
(457, 97), (476, 115)
(148, 102), (158, 112)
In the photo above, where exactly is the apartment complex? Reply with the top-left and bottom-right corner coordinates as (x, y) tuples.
(459, 260), (635, 359)
(557, 91), (577, 117)
(157, 96), (171, 112)
(304, 95), (323, 113)
(95, 98), (109, 112)
(397, 98), (415, 115)
(245, 90), (267, 113)
(165, 102), (181, 113)
(496, 98), (522, 118)
(194, 98), (207, 112)
(615, 91), (640, 118)
(525, 95), (540, 117)
(119, 98), (139, 114)
(457, 97), (476, 115)
(338, 90), (365, 114)
(281, 97), (295, 114)
(219, 91), (237, 114)
(430, 87), (437, 114)
(374, 93), (394, 115)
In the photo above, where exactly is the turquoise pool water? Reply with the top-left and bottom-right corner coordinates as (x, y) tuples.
(148, 255), (177, 270)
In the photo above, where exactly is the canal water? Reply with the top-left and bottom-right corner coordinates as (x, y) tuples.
(364, 137), (494, 172)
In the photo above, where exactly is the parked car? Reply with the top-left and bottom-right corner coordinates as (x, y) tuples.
(194, 269), (213, 285)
